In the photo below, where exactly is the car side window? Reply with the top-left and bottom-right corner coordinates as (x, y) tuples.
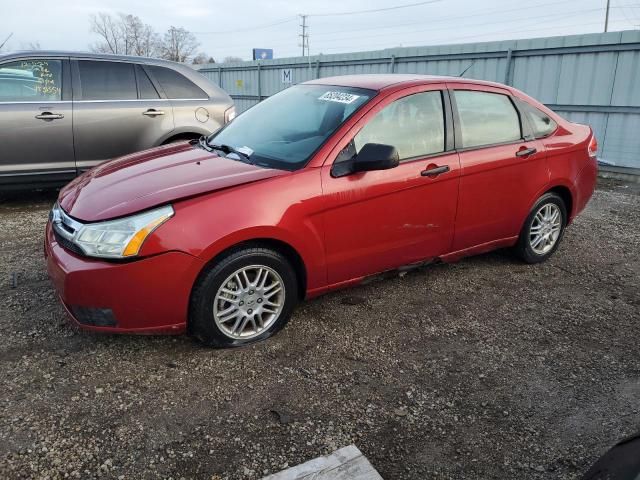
(135, 65), (160, 99)
(78, 61), (137, 101)
(353, 91), (445, 161)
(147, 65), (207, 99)
(520, 101), (558, 138)
(0, 59), (62, 102)
(454, 90), (521, 148)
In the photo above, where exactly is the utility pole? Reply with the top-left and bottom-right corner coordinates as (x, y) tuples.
(604, 0), (611, 32)
(299, 15), (309, 57)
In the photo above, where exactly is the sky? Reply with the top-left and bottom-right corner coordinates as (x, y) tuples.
(1, 0), (639, 61)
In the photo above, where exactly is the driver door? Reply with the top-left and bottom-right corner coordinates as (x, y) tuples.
(320, 86), (461, 285)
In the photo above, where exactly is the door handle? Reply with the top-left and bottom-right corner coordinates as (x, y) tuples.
(35, 112), (64, 120)
(515, 147), (537, 158)
(420, 165), (450, 177)
(143, 109), (165, 116)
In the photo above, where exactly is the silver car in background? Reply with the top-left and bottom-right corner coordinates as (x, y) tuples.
(0, 51), (234, 189)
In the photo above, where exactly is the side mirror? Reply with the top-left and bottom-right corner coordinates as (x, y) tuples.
(332, 143), (400, 178)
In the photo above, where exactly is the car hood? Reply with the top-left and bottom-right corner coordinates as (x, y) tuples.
(59, 142), (288, 222)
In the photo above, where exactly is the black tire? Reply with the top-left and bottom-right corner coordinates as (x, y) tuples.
(189, 246), (298, 348)
(515, 192), (567, 264)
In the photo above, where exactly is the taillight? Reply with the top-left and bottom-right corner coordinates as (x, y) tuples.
(588, 136), (598, 158)
(224, 106), (236, 124)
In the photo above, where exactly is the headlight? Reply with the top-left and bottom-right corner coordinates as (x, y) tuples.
(64, 205), (174, 259)
(224, 105), (236, 123)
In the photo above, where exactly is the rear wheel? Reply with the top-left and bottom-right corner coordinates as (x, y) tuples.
(189, 247), (298, 347)
(515, 192), (567, 264)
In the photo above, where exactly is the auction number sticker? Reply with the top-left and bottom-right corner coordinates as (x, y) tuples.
(318, 91), (360, 104)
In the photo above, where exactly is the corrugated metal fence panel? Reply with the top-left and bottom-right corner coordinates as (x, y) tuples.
(612, 49), (640, 106)
(198, 30), (640, 169)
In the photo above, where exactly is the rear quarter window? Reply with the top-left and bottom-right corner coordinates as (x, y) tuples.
(148, 66), (207, 99)
(520, 101), (558, 138)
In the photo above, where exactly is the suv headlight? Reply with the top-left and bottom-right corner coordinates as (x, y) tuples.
(224, 105), (236, 123)
(58, 205), (174, 259)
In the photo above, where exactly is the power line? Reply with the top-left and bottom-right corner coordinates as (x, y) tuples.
(201, 6), (610, 56)
(309, 7), (608, 46)
(306, 0), (442, 17)
(193, 16), (297, 35)
(311, 0), (585, 37)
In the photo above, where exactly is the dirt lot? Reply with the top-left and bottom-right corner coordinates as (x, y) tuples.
(0, 180), (639, 480)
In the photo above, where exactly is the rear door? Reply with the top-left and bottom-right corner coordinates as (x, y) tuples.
(0, 57), (74, 183)
(448, 84), (547, 251)
(72, 59), (174, 171)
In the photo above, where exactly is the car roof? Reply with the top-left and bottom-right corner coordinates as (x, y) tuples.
(304, 74), (508, 91)
(0, 50), (180, 67)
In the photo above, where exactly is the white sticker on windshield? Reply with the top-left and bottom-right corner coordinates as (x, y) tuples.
(318, 91), (360, 104)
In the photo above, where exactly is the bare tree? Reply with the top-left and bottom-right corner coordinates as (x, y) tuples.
(192, 52), (214, 65)
(121, 14), (159, 57)
(90, 12), (123, 54)
(223, 56), (243, 63)
(89, 12), (159, 56)
(160, 26), (199, 62)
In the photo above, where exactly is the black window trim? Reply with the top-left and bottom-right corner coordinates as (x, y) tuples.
(0, 56), (70, 103)
(140, 64), (168, 100)
(449, 88), (534, 152)
(133, 64), (160, 100)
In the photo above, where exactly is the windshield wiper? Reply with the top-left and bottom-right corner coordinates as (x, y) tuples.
(198, 136), (213, 152)
(205, 138), (252, 163)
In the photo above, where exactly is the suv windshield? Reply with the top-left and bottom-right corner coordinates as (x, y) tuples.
(208, 84), (375, 170)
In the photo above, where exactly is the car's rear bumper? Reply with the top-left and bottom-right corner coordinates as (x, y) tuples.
(45, 222), (205, 334)
(573, 157), (598, 220)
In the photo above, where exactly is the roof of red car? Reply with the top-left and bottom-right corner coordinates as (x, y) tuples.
(304, 74), (503, 90)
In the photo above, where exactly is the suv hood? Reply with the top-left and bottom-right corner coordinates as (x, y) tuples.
(59, 142), (288, 222)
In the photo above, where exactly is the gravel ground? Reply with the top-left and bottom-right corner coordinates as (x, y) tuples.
(0, 179), (639, 480)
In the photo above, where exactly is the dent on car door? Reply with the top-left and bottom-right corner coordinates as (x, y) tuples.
(320, 87), (460, 284)
(449, 86), (547, 252)
(72, 60), (174, 171)
(0, 58), (74, 183)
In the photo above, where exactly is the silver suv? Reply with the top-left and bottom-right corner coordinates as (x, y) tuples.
(0, 51), (234, 189)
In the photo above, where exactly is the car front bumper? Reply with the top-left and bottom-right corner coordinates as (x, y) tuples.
(45, 222), (205, 334)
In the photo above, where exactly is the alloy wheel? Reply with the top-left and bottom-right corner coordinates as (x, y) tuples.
(529, 203), (562, 255)
(213, 265), (285, 340)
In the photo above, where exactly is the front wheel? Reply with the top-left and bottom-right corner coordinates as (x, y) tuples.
(515, 192), (567, 264)
(189, 247), (298, 347)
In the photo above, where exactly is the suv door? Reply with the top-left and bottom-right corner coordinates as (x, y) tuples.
(145, 64), (212, 133)
(0, 57), (74, 184)
(448, 84), (546, 252)
(72, 59), (175, 171)
(320, 85), (460, 284)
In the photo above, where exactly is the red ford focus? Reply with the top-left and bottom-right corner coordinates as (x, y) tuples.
(45, 75), (597, 347)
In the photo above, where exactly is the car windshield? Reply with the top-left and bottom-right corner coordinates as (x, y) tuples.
(208, 84), (375, 170)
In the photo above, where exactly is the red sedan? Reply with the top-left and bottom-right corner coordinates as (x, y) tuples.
(45, 75), (598, 347)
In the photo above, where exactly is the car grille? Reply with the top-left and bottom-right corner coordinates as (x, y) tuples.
(51, 204), (86, 257)
(53, 229), (85, 256)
